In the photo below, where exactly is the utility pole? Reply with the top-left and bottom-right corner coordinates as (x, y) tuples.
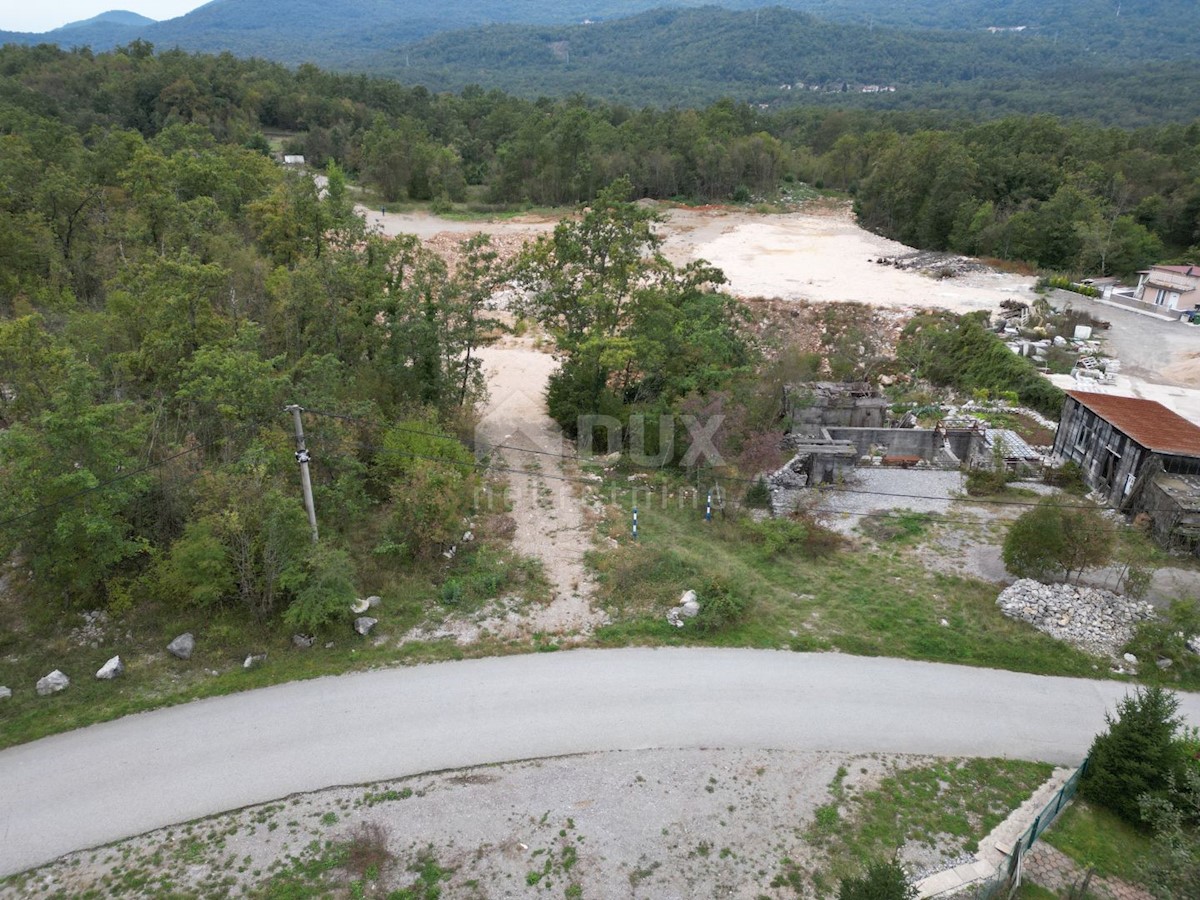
(285, 404), (319, 543)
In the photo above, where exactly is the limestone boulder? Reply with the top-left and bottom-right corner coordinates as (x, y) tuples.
(36, 670), (70, 696)
(96, 656), (124, 680)
(167, 633), (195, 660)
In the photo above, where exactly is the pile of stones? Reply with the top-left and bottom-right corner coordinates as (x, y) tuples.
(996, 579), (1157, 659)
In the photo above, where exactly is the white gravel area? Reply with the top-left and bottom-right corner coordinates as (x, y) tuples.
(6, 749), (906, 899)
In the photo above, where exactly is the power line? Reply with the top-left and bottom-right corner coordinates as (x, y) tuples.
(300, 406), (1104, 513)
(332, 439), (1030, 529)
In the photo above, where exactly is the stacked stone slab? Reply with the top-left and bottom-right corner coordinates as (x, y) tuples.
(996, 579), (1156, 658)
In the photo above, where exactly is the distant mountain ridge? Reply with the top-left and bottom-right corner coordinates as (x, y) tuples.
(1, 0), (1196, 124)
(3, 0), (1198, 64)
(353, 6), (1200, 123)
(57, 10), (156, 30)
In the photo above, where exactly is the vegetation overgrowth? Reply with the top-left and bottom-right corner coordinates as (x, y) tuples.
(0, 44), (1197, 276)
(2, 42), (1199, 751)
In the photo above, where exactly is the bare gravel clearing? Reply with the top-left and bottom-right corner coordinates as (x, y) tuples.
(3, 749), (1035, 900)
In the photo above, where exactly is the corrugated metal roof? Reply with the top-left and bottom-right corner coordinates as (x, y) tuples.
(1067, 391), (1200, 457)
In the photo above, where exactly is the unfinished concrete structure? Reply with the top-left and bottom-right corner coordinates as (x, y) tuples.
(783, 382), (1000, 470)
(785, 382), (889, 434)
(1137, 472), (1200, 552)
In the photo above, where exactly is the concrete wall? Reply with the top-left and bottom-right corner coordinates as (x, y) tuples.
(826, 427), (941, 460)
(945, 429), (978, 463)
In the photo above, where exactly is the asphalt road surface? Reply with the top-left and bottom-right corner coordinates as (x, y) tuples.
(3, 648), (1199, 878)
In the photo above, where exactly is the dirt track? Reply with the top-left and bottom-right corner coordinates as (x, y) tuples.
(474, 338), (604, 638)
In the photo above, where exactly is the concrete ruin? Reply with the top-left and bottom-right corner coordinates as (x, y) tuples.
(769, 382), (1044, 513)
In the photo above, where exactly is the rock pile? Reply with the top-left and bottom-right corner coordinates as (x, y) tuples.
(666, 590), (701, 628)
(69, 609), (108, 648)
(996, 579), (1156, 658)
(873, 251), (989, 278)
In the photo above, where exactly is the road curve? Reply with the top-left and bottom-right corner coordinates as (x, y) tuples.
(3, 648), (1199, 877)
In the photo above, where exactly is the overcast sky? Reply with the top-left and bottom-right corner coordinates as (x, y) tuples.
(1, 1), (209, 33)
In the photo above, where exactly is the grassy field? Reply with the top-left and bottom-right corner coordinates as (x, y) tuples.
(589, 493), (1110, 680)
(1041, 798), (1155, 883)
(807, 757), (1053, 889)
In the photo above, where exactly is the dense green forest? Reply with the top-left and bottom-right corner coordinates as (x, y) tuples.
(0, 43), (757, 623)
(8, 0), (1197, 66)
(0, 42), (1198, 617)
(376, 7), (1200, 123)
(3, 42), (1198, 268)
(4, 1), (1199, 125)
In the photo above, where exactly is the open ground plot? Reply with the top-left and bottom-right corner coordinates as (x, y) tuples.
(0, 748), (1055, 900)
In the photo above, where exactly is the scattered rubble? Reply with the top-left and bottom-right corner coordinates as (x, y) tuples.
(292, 634), (315, 649)
(36, 670), (70, 696)
(873, 251), (990, 278)
(424, 230), (535, 276)
(167, 633), (195, 660)
(95, 656), (124, 680)
(354, 617), (378, 636)
(69, 610), (108, 649)
(243, 654), (267, 670)
(996, 580), (1156, 659)
(666, 590), (701, 628)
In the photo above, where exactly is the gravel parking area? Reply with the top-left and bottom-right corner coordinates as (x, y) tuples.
(812, 468), (968, 535)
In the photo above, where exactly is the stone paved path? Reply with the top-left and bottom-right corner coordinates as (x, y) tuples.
(1023, 841), (1154, 900)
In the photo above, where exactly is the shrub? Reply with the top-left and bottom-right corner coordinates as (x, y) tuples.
(965, 467), (1010, 497)
(744, 476), (771, 509)
(897, 312), (1065, 417)
(282, 545), (356, 632)
(1138, 767), (1200, 897)
(743, 514), (843, 559)
(1081, 685), (1190, 826)
(1043, 460), (1086, 495)
(1002, 497), (1114, 582)
(837, 858), (917, 900)
(693, 577), (749, 634)
(1126, 599), (1200, 681)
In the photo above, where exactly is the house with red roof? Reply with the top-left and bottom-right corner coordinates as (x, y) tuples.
(1133, 264), (1200, 313)
(1053, 390), (1200, 549)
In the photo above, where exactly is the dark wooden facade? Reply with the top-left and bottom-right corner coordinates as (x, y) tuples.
(1052, 396), (1149, 506)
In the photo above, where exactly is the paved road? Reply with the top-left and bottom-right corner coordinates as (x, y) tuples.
(3, 648), (1200, 878)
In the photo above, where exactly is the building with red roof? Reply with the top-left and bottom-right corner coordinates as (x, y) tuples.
(1053, 390), (1200, 550)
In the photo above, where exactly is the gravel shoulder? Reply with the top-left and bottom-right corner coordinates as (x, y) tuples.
(0, 748), (1032, 900)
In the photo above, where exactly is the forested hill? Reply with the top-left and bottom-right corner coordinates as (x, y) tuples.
(3, 2), (1198, 125)
(1, 41), (1197, 638)
(369, 7), (1200, 123)
(3, 0), (1198, 66)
